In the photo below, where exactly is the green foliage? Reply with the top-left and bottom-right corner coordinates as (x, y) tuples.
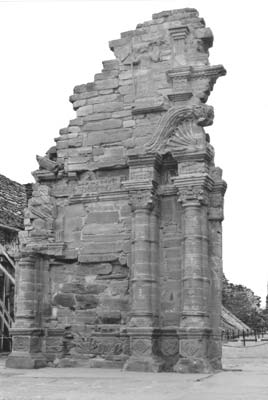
(222, 274), (265, 329)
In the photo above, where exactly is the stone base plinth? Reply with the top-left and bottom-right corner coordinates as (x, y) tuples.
(6, 351), (47, 369)
(90, 358), (125, 369)
(6, 327), (46, 369)
(173, 328), (219, 373)
(174, 356), (214, 373)
(124, 327), (164, 372)
(123, 356), (163, 372)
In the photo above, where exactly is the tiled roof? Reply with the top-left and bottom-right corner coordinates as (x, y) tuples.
(221, 305), (250, 332)
(0, 174), (26, 229)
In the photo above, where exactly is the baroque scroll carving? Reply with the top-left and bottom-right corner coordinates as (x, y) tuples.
(146, 104), (214, 154)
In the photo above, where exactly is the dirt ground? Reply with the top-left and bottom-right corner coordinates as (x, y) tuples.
(0, 340), (268, 400)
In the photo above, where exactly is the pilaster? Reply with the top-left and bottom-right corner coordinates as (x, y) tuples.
(6, 254), (47, 369)
(207, 168), (227, 369)
(172, 173), (215, 373)
(123, 154), (163, 371)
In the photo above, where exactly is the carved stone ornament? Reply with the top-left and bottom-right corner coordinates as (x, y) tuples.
(180, 339), (205, 358)
(132, 339), (151, 356)
(110, 39), (166, 66)
(129, 190), (157, 211)
(146, 104), (214, 154)
(36, 155), (60, 173)
(160, 337), (179, 356)
(178, 186), (207, 205)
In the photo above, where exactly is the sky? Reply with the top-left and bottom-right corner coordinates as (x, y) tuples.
(0, 0), (268, 305)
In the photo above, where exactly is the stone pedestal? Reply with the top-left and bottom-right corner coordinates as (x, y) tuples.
(6, 328), (46, 369)
(124, 328), (163, 372)
(6, 255), (47, 369)
(174, 328), (213, 373)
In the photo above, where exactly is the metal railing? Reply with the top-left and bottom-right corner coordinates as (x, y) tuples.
(221, 328), (267, 346)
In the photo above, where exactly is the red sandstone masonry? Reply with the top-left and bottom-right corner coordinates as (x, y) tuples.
(7, 9), (226, 373)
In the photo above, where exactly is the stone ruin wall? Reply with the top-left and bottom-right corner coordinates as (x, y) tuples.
(7, 9), (227, 373)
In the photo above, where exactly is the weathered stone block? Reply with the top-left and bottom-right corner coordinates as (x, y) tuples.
(61, 282), (106, 295)
(53, 293), (75, 308)
(85, 93), (119, 105)
(85, 211), (119, 224)
(75, 294), (99, 309)
(76, 105), (93, 116)
(84, 128), (131, 146)
(94, 78), (119, 90)
(85, 263), (113, 276)
(65, 204), (86, 218)
(102, 59), (119, 71)
(83, 119), (122, 131)
(101, 296), (129, 311)
(98, 311), (121, 324)
(93, 101), (123, 113)
(74, 310), (98, 324)
(123, 120), (135, 128)
(84, 112), (111, 121)
(74, 84), (87, 94)
(78, 254), (118, 264)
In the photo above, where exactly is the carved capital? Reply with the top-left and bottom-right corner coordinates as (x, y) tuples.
(177, 186), (207, 206)
(18, 254), (37, 268)
(129, 190), (158, 212)
(173, 174), (214, 206)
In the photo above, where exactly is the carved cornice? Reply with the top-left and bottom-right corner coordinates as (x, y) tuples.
(172, 146), (214, 164)
(146, 104), (213, 154)
(69, 190), (129, 204)
(128, 153), (162, 170)
(158, 185), (177, 197)
(191, 65), (226, 81)
(169, 26), (189, 41)
(211, 181), (227, 196)
(10, 328), (44, 336)
(167, 65), (226, 83)
(123, 180), (158, 193)
(167, 66), (191, 80)
(167, 92), (193, 102)
(132, 104), (168, 115)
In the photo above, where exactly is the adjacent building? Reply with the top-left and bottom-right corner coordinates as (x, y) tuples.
(0, 174), (27, 351)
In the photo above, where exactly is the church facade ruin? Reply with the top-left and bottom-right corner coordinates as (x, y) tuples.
(7, 9), (227, 373)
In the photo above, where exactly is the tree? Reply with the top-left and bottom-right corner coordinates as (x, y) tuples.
(222, 274), (265, 329)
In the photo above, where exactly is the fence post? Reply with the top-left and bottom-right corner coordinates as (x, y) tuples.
(242, 330), (246, 347)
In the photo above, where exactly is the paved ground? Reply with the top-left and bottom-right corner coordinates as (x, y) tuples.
(1, 339), (268, 400)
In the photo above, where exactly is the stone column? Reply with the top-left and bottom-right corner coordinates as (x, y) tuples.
(6, 254), (46, 369)
(129, 190), (158, 326)
(124, 189), (162, 372)
(173, 174), (215, 373)
(122, 153), (163, 372)
(208, 168), (227, 369)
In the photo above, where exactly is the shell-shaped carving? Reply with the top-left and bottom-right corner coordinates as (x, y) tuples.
(146, 104), (214, 153)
